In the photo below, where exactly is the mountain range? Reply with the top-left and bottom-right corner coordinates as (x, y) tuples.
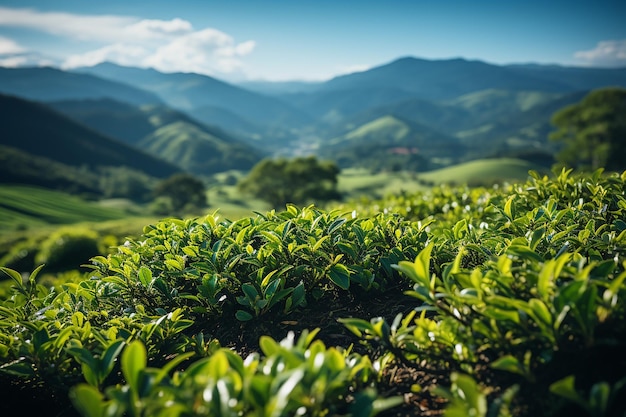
(1, 56), (625, 191)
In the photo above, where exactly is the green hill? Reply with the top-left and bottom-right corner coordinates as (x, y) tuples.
(319, 115), (463, 171)
(417, 158), (545, 185)
(0, 185), (127, 230)
(0, 94), (180, 180)
(50, 98), (265, 175)
(0, 145), (102, 195)
(140, 121), (263, 175)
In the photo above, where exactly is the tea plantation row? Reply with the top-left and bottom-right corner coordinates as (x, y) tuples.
(1, 168), (625, 416)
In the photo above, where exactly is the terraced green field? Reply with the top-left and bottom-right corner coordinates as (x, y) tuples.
(0, 185), (128, 230)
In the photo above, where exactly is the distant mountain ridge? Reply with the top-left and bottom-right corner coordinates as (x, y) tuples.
(0, 66), (162, 106)
(278, 57), (626, 124)
(74, 62), (313, 129)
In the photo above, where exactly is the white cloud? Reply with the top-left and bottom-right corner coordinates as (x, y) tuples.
(0, 7), (136, 42)
(0, 52), (56, 68)
(126, 18), (193, 39)
(0, 7), (256, 76)
(235, 40), (256, 56)
(574, 40), (626, 68)
(0, 35), (56, 67)
(143, 29), (255, 74)
(0, 36), (25, 54)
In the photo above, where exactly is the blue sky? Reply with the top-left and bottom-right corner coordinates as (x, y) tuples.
(0, 0), (624, 81)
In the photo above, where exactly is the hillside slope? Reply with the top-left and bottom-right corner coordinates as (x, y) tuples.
(318, 115), (463, 171)
(0, 67), (161, 106)
(50, 98), (265, 175)
(0, 94), (180, 179)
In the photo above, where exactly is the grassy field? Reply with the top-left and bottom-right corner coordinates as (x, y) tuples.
(0, 185), (129, 230)
(337, 168), (427, 198)
(417, 157), (546, 185)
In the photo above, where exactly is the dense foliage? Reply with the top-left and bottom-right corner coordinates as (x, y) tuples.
(550, 87), (626, 172)
(238, 156), (341, 209)
(153, 173), (208, 215)
(1, 169), (625, 416)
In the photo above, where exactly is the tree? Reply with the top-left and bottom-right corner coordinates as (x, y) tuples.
(550, 87), (626, 172)
(153, 173), (207, 213)
(238, 156), (341, 209)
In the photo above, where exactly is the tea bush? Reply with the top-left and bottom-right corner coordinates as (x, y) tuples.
(1, 168), (625, 417)
(35, 227), (102, 272)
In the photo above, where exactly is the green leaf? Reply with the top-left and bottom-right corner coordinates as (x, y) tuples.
(0, 266), (24, 288)
(449, 373), (487, 417)
(589, 382), (610, 415)
(122, 340), (147, 395)
(0, 358), (35, 377)
(67, 347), (98, 386)
(372, 396), (405, 416)
(287, 282), (306, 311)
(504, 195), (515, 219)
(338, 317), (375, 338)
(164, 259), (183, 271)
(70, 384), (106, 417)
(259, 335), (281, 356)
(242, 283), (259, 301)
(394, 243), (433, 288)
(329, 263), (350, 290)
(550, 375), (586, 408)
(328, 217), (346, 234)
(248, 375), (272, 407)
(137, 266), (152, 287)
(491, 355), (525, 376)
(506, 245), (543, 262)
(235, 310), (254, 321)
(529, 298), (553, 327)
(100, 340), (125, 381)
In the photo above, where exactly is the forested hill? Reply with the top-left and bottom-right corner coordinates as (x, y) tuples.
(49, 98), (266, 176)
(0, 94), (180, 179)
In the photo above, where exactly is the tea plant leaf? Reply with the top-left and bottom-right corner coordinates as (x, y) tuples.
(235, 310), (253, 321)
(259, 335), (281, 356)
(137, 266), (152, 288)
(70, 384), (106, 417)
(394, 243), (433, 288)
(0, 266), (24, 289)
(490, 355), (526, 376)
(550, 375), (587, 408)
(122, 340), (147, 395)
(329, 263), (350, 290)
(504, 195), (515, 220)
(100, 340), (125, 381)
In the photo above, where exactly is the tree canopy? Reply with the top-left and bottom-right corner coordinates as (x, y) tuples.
(550, 87), (626, 172)
(153, 173), (207, 214)
(238, 156), (341, 209)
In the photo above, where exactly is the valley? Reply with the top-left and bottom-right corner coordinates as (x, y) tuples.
(0, 56), (624, 235)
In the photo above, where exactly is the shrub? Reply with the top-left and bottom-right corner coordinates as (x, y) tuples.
(35, 227), (102, 272)
(1, 168), (625, 417)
